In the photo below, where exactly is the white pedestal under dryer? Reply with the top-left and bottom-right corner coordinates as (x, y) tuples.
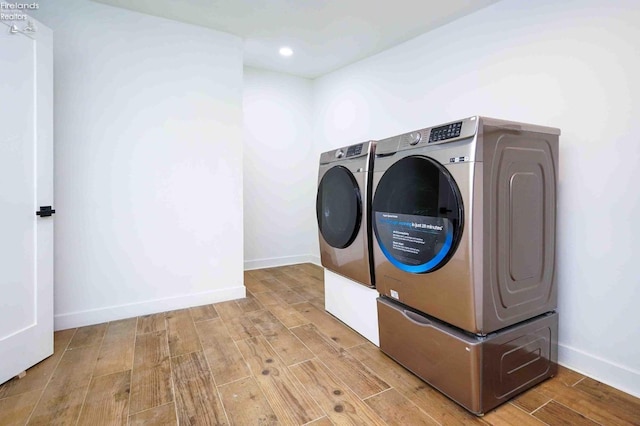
(316, 141), (376, 287)
(372, 116), (560, 414)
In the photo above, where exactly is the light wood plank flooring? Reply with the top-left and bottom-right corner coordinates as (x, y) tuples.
(1, 263), (639, 425)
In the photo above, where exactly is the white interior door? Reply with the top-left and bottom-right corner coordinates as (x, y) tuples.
(0, 17), (54, 385)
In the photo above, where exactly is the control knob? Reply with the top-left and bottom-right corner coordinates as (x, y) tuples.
(409, 132), (422, 145)
(335, 149), (345, 159)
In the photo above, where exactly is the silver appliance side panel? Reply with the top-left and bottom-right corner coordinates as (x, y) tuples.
(481, 120), (560, 332)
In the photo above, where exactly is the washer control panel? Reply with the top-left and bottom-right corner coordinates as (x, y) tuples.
(374, 116), (478, 157)
(429, 121), (463, 143)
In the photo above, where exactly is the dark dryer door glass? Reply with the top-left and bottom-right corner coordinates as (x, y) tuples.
(373, 155), (463, 273)
(316, 166), (362, 249)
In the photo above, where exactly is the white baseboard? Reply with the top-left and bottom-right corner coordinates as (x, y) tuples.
(558, 343), (640, 398)
(244, 254), (321, 270)
(54, 285), (246, 331)
(308, 255), (321, 266)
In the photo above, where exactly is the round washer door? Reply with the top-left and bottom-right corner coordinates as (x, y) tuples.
(372, 155), (464, 273)
(316, 166), (362, 249)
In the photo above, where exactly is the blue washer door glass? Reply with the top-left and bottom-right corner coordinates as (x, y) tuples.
(316, 166), (362, 249)
(373, 155), (463, 273)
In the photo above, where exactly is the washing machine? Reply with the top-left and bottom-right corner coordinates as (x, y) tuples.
(317, 141), (375, 287)
(371, 116), (560, 334)
(372, 116), (560, 414)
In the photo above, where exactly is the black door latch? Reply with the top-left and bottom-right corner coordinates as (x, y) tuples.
(36, 206), (55, 217)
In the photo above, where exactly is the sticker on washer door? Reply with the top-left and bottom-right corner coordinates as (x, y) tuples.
(374, 212), (453, 274)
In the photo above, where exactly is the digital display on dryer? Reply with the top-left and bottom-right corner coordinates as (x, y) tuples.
(374, 212), (453, 273)
(346, 144), (363, 157)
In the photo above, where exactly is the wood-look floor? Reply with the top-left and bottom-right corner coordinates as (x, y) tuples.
(1, 263), (639, 425)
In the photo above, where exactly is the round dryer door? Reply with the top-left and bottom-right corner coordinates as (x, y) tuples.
(373, 155), (463, 273)
(316, 166), (362, 249)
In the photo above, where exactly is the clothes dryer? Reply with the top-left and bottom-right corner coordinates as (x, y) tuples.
(317, 141), (375, 287)
(372, 117), (560, 334)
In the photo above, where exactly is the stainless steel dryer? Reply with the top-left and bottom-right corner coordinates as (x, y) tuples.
(372, 116), (560, 334)
(317, 141), (375, 287)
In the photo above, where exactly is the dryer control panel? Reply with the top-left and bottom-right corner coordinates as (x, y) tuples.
(320, 141), (375, 166)
(335, 143), (363, 159)
(346, 144), (363, 157)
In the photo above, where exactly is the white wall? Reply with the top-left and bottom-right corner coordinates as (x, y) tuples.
(32, 0), (245, 329)
(313, 0), (640, 397)
(243, 67), (317, 269)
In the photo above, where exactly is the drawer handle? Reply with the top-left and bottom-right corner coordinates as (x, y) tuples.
(402, 309), (433, 327)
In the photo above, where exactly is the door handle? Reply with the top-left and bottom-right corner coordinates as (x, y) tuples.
(36, 206), (55, 217)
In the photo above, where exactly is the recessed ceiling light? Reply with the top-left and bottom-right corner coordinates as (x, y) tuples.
(279, 46), (293, 57)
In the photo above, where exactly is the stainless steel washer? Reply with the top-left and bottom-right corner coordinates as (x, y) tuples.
(372, 116), (561, 415)
(372, 116), (560, 333)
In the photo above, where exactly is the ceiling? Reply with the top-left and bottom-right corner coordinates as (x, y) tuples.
(93, 0), (501, 79)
